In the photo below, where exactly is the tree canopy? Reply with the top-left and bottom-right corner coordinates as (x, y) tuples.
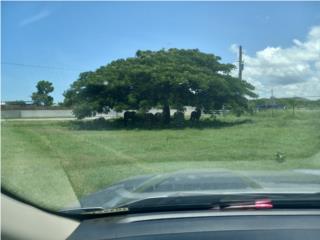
(63, 48), (257, 120)
(32, 80), (54, 106)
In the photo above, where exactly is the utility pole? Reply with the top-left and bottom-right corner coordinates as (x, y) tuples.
(271, 88), (275, 117)
(238, 45), (244, 80)
(292, 98), (295, 116)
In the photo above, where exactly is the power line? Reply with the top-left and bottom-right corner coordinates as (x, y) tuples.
(1, 62), (83, 72)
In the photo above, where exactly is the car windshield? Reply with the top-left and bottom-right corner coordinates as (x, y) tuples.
(1, 1), (320, 213)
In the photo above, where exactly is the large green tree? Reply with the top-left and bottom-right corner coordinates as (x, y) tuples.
(64, 49), (257, 120)
(32, 80), (54, 106)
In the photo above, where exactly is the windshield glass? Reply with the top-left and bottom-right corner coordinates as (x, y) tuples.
(1, 1), (320, 213)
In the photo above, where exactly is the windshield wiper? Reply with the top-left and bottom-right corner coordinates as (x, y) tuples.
(118, 193), (320, 213)
(60, 193), (320, 218)
(60, 206), (129, 216)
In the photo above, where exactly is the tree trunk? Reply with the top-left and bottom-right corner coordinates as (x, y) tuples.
(162, 103), (171, 124)
(196, 107), (202, 119)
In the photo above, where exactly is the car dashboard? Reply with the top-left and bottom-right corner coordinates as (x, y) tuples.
(68, 210), (320, 240)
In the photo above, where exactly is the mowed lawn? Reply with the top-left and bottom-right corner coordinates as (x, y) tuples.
(2, 110), (320, 210)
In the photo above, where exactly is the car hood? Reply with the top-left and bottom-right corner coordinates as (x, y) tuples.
(74, 169), (320, 209)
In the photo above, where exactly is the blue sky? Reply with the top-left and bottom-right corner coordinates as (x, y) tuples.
(2, 1), (320, 102)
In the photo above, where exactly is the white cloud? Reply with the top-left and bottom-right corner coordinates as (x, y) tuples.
(229, 44), (239, 54)
(20, 10), (51, 27)
(231, 25), (320, 99)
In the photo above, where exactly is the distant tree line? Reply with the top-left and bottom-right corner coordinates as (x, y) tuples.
(250, 97), (320, 110)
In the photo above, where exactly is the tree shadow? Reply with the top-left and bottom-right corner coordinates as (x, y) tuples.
(69, 117), (253, 131)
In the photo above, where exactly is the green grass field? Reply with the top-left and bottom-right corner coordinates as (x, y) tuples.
(2, 110), (320, 210)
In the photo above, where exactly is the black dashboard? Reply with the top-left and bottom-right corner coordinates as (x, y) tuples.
(68, 210), (320, 240)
